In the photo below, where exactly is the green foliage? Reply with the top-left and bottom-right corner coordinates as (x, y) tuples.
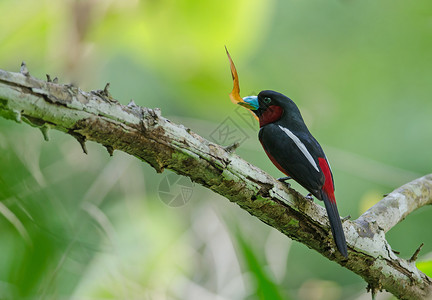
(417, 261), (432, 277)
(235, 230), (288, 300)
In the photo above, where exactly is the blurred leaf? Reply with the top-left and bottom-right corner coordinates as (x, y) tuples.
(358, 190), (383, 215)
(417, 261), (432, 277)
(91, 0), (275, 76)
(235, 230), (289, 300)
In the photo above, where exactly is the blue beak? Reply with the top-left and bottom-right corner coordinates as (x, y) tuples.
(242, 96), (259, 110)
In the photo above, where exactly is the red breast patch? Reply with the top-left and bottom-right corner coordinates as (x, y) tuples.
(259, 105), (284, 127)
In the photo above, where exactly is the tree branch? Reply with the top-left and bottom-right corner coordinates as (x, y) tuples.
(356, 175), (432, 233)
(0, 67), (431, 299)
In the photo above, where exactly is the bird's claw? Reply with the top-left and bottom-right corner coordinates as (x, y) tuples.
(277, 176), (292, 188)
(305, 193), (314, 201)
(342, 215), (351, 222)
(278, 176), (292, 182)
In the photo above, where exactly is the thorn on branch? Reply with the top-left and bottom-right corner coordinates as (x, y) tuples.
(151, 108), (161, 118)
(103, 83), (111, 97)
(371, 289), (377, 300)
(39, 124), (50, 141)
(105, 145), (114, 156)
(20, 62), (30, 76)
(140, 107), (162, 127)
(139, 119), (147, 133)
(342, 215), (351, 222)
(91, 83), (119, 103)
(69, 131), (88, 154)
(408, 243), (424, 262)
(65, 84), (79, 97)
(12, 109), (22, 123)
(367, 282), (381, 300)
(127, 99), (138, 108)
(77, 137), (88, 154)
(224, 142), (240, 153)
(46, 74), (58, 83)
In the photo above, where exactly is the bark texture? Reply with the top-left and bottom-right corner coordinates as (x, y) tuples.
(0, 67), (431, 299)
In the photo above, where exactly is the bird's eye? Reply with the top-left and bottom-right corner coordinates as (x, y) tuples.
(263, 97), (271, 104)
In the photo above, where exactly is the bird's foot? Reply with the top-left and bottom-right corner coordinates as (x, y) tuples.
(341, 215), (351, 222)
(305, 193), (314, 201)
(277, 176), (292, 188)
(278, 176), (292, 182)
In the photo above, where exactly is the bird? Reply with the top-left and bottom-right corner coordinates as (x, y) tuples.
(224, 47), (347, 257)
(242, 91), (348, 257)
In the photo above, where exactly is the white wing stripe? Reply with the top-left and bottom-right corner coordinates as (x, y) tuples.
(278, 125), (320, 172)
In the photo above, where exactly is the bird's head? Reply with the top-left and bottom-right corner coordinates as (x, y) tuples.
(225, 47), (301, 127)
(243, 90), (303, 127)
(242, 90), (285, 116)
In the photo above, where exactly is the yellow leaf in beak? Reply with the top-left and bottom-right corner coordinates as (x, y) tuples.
(225, 47), (258, 120)
(225, 46), (243, 105)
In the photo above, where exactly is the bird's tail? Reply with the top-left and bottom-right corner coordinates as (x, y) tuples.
(322, 192), (348, 257)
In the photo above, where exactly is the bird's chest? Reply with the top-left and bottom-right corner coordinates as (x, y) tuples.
(259, 105), (284, 127)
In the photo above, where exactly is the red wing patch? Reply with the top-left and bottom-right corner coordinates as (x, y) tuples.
(318, 157), (335, 203)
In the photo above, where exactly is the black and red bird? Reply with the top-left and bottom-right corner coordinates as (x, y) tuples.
(243, 91), (348, 257)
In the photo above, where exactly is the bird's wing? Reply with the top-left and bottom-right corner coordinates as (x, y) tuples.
(259, 124), (326, 199)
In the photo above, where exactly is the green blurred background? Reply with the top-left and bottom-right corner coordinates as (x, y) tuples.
(0, 0), (431, 299)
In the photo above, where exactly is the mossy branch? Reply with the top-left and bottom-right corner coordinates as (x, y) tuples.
(0, 66), (431, 299)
